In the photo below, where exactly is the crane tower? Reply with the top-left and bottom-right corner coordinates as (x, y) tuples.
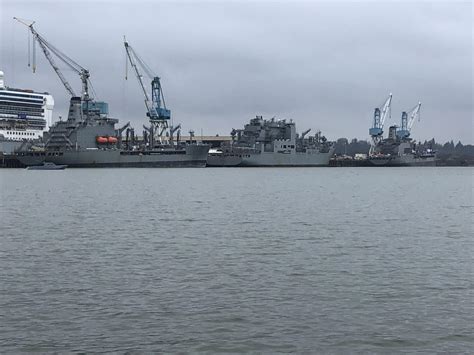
(369, 93), (392, 154)
(124, 38), (171, 147)
(397, 102), (421, 140)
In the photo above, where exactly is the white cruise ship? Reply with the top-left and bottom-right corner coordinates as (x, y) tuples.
(0, 70), (54, 154)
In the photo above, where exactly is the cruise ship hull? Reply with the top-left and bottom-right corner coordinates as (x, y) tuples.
(18, 145), (209, 168)
(0, 70), (54, 156)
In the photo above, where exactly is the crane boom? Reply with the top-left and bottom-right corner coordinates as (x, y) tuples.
(124, 39), (153, 116)
(397, 102), (421, 139)
(123, 38), (170, 122)
(379, 93), (392, 130)
(407, 102), (421, 131)
(33, 33), (76, 96)
(14, 17), (91, 101)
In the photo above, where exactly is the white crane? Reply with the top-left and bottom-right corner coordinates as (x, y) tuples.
(379, 94), (392, 131)
(14, 17), (93, 103)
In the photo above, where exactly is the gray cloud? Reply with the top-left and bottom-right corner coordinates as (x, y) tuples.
(1, 0), (472, 142)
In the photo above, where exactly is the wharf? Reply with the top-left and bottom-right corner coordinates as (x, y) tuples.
(329, 158), (371, 167)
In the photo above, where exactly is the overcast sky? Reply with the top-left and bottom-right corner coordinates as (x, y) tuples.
(1, 0), (472, 142)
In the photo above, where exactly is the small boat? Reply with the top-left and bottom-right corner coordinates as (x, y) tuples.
(26, 162), (68, 170)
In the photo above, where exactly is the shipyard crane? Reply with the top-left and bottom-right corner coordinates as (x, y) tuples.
(169, 124), (181, 146)
(300, 128), (311, 139)
(115, 121), (131, 148)
(14, 17), (92, 103)
(124, 38), (170, 146)
(397, 102), (421, 140)
(369, 93), (392, 153)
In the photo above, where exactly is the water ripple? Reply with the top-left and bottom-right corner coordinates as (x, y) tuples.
(0, 167), (472, 353)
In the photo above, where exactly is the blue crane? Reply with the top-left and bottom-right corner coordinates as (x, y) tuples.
(124, 38), (170, 123)
(369, 93), (392, 153)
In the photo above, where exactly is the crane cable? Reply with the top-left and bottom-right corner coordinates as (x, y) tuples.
(129, 43), (168, 110)
(27, 28), (30, 68)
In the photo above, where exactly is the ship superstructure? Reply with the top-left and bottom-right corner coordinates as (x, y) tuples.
(0, 71), (54, 151)
(207, 116), (334, 166)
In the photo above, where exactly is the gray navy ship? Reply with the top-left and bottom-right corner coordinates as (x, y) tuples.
(207, 116), (334, 167)
(368, 97), (436, 167)
(14, 23), (208, 168)
(369, 126), (436, 166)
(16, 97), (209, 168)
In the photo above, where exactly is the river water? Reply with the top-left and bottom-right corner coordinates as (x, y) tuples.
(0, 167), (472, 353)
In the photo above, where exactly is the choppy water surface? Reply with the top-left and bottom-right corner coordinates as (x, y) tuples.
(0, 167), (472, 353)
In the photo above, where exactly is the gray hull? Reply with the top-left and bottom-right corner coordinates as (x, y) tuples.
(207, 149), (334, 167)
(0, 139), (28, 155)
(18, 145), (209, 168)
(207, 153), (243, 167)
(369, 155), (436, 167)
(240, 151), (333, 167)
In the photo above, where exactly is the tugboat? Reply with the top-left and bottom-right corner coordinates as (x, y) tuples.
(207, 116), (334, 167)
